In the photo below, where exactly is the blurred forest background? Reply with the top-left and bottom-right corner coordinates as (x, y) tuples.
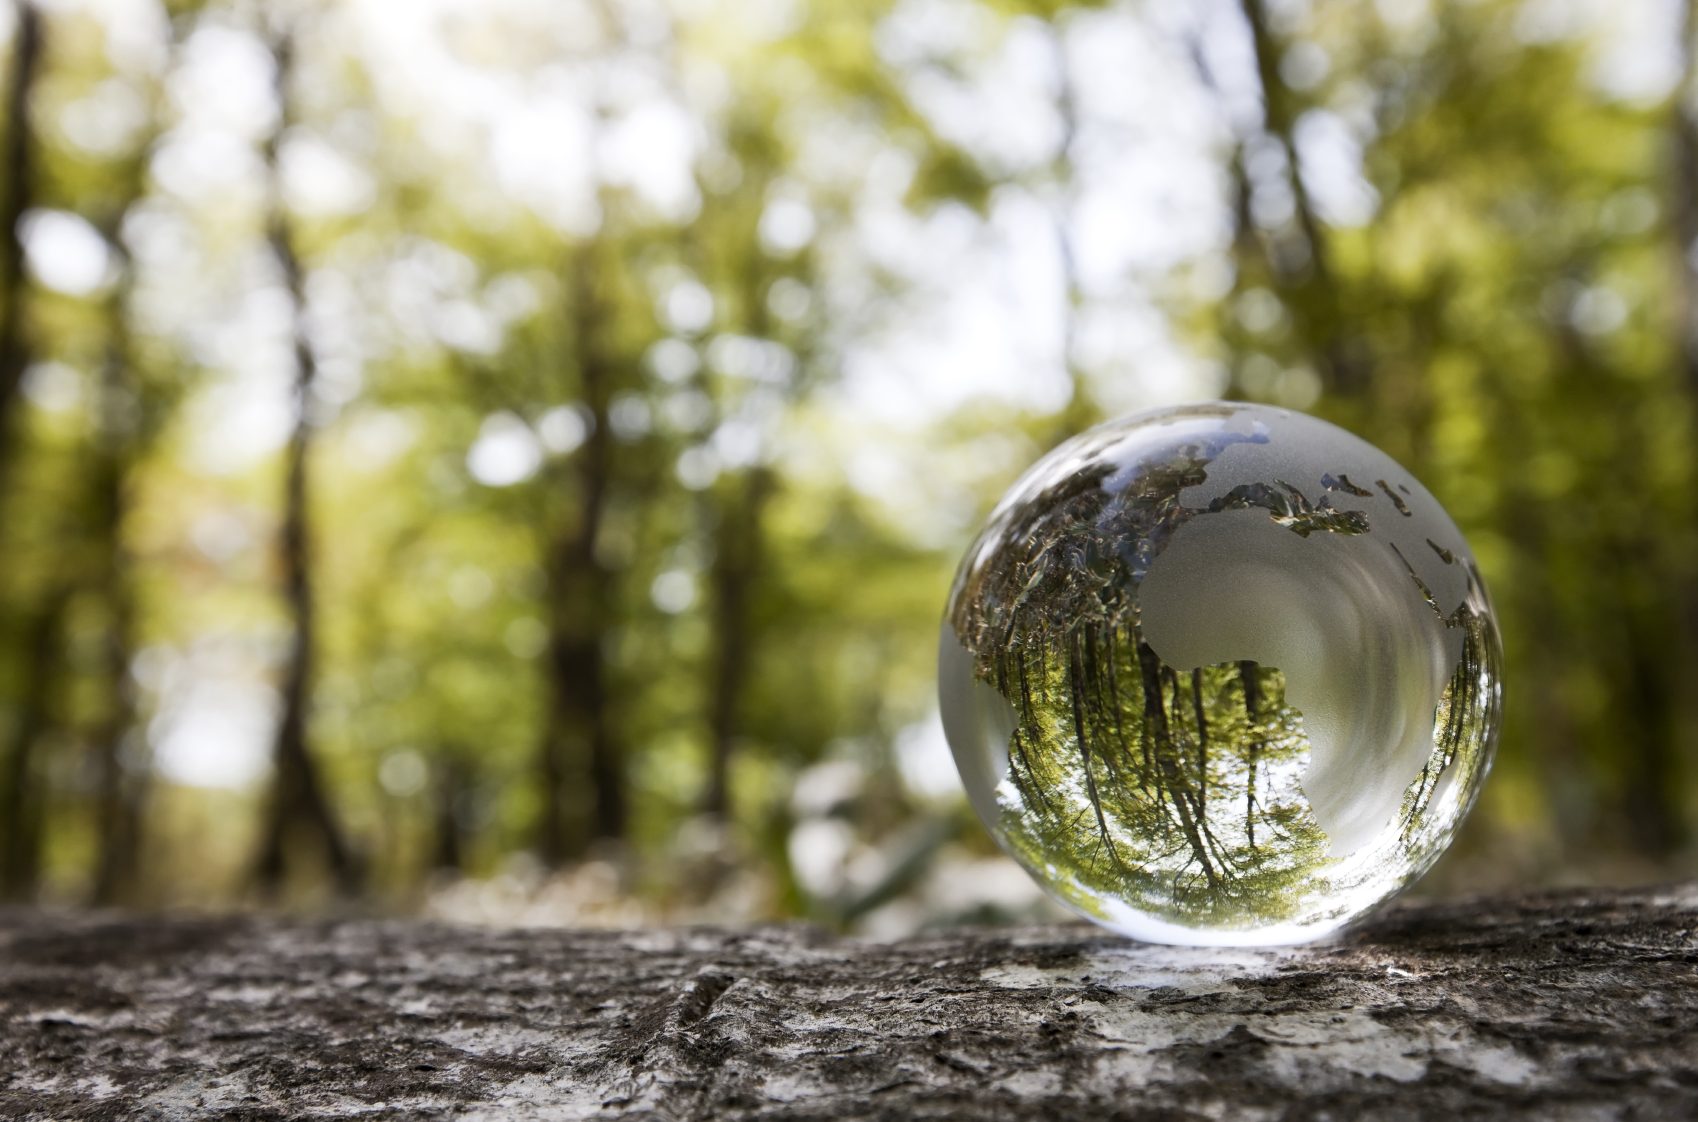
(0, 0), (1694, 933)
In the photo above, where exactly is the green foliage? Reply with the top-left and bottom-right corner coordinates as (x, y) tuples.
(0, 0), (1692, 922)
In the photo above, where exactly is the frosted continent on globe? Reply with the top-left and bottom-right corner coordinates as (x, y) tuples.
(939, 403), (1502, 945)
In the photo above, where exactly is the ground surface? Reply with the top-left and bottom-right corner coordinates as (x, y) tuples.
(1, 883), (1695, 1120)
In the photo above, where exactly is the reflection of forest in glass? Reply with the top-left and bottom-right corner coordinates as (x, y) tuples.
(1396, 581), (1500, 873)
(998, 648), (1328, 928)
(949, 425), (1500, 931)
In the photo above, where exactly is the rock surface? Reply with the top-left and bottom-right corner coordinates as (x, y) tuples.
(2, 883), (1695, 1120)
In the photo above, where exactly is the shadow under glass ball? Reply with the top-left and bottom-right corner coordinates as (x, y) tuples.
(939, 403), (1502, 946)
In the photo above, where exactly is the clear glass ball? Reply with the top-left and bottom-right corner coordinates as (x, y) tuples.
(939, 403), (1501, 946)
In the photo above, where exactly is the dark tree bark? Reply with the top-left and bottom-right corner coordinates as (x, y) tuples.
(696, 227), (790, 822)
(86, 270), (145, 907)
(1239, 0), (1334, 291)
(1046, 19), (1094, 440)
(701, 466), (773, 820)
(0, 0), (50, 908)
(693, 149), (790, 827)
(1620, 596), (1686, 858)
(250, 29), (358, 897)
(1, 883), (1695, 1119)
(83, 109), (165, 905)
(1675, 0), (1698, 404)
(0, 0), (42, 484)
(0, 586), (66, 902)
(430, 752), (469, 875)
(1225, 0), (1372, 402)
(537, 245), (626, 864)
(1651, 0), (1698, 858)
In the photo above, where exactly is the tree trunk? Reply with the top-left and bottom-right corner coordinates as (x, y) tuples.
(701, 468), (772, 820)
(86, 339), (145, 906)
(1230, 0), (1371, 401)
(0, 0), (42, 483)
(250, 29), (358, 897)
(0, 586), (66, 902)
(1046, 18), (1094, 439)
(1, 883), (1694, 1118)
(0, 0), (50, 906)
(537, 246), (625, 864)
(1658, 0), (1698, 856)
(430, 752), (468, 875)
(84, 120), (161, 905)
(1675, 0), (1698, 404)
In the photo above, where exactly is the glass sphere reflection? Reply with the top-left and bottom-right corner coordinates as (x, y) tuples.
(939, 403), (1501, 946)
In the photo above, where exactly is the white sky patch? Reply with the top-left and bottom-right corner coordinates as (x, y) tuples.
(22, 210), (115, 296)
(537, 404), (590, 454)
(650, 569), (697, 614)
(151, 674), (277, 791)
(895, 715), (963, 803)
(180, 274), (301, 476)
(168, 23), (277, 139)
(150, 127), (266, 208)
(58, 77), (152, 156)
(489, 77), (601, 234)
(837, 196), (1067, 425)
(1515, 0), (1683, 101)
(880, 3), (1059, 177)
(662, 279), (715, 335)
(1294, 109), (1379, 227)
(1065, 7), (1231, 286)
(600, 99), (701, 221)
(467, 411), (543, 486)
(282, 134), (377, 217)
(788, 817), (855, 899)
(759, 195), (817, 256)
(381, 239), (482, 353)
(182, 363), (296, 478)
(840, 1), (1235, 446)
(1587, 0), (1684, 101)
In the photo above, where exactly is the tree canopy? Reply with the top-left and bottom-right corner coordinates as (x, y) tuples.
(0, 0), (1692, 928)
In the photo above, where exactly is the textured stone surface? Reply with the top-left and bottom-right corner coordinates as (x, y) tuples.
(2, 883), (1695, 1120)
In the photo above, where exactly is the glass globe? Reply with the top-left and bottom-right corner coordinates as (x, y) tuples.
(939, 403), (1501, 946)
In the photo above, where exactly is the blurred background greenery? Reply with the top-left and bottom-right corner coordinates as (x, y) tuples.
(0, 0), (1693, 932)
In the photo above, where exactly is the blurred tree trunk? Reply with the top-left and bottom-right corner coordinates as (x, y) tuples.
(1619, 593), (1683, 856)
(1639, 0), (1698, 857)
(0, 0), (47, 906)
(0, 584), (66, 901)
(430, 753), (468, 874)
(702, 466), (773, 820)
(0, 0), (41, 484)
(1046, 19), (1094, 440)
(250, 30), (359, 897)
(1677, 1), (1698, 403)
(537, 244), (626, 864)
(1232, 0), (1369, 402)
(86, 225), (146, 906)
(697, 204), (786, 821)
(81, 66), (171, 901)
